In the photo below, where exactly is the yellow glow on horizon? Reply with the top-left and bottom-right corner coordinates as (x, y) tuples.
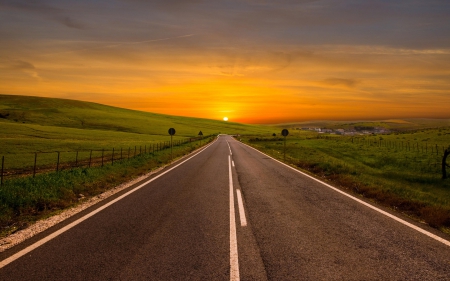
(223, 117), (228, 121)
(1, 44), (449, 123)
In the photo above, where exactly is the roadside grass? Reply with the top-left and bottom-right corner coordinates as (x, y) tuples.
(240, 129), (450, 232)
(0, 138), (213, 237)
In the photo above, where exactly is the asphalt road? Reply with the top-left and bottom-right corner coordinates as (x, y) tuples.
(1, 135), (449, 280)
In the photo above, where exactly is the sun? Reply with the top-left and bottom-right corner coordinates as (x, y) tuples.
(223, 117), (229, 121)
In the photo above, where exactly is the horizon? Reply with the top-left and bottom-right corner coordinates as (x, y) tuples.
(1, 1), (450, 124)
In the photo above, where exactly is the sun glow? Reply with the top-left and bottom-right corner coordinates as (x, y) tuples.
(223, 117), (228, 121)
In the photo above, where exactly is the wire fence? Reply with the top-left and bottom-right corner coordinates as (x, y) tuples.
(250, 134), (449, 176)
(0, 136), (208, 185)
(320, 135), (449, 175)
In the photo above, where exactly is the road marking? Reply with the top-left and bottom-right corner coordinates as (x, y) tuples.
(229, 155), (240, 281)
(227, 141), (233, 155)
(239, 141), (450, 247)
(236, 189), (247, 227)
(0, 139), (219, 269)
(232, 160), (235, 167)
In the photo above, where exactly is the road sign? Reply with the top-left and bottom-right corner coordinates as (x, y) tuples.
(168, 128), (176, 161)
(281, 129), (289, 161)
(198, 131), (203, 136)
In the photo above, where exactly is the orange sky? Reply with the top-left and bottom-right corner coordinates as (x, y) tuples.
(1, 1), (449, 124)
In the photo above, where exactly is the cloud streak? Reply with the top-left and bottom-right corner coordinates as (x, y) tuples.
(41, 34), (195, 56)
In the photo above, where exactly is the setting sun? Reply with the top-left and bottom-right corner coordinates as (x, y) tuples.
(223, 117), (229, 121)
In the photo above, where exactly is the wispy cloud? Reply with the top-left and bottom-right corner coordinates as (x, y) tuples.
(0, 0), (86, 29)
(320, 78), (360, 88)
(41, 34), (195, 56)
(1, 59), (41, 79)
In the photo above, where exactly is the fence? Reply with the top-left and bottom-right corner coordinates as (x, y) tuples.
(0, 136), (208, 185)
(323, 135), (448, 174)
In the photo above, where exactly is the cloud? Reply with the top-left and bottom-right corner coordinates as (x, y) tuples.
(40, 34), (195, 57)
(56, 16), (86, 30)
(320, 78), (359, 88)
(0, 59), (41, 79)
(0, 0), (86, 29)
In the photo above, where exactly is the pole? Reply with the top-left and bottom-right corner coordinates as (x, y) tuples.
(56, 151), (60, 172)
(89, 150), (92, 167)
(1, 156), (4, 186)
(171, 135), (173, 161)
(33, 152), (37, 177)
(284, 136), (286, 161)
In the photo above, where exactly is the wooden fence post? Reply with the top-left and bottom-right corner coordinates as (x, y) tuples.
(33, 152), (37, 177)
(1, 156), (4, 185)
(56, 151), (60, 172)
(442, 147), (450, 179)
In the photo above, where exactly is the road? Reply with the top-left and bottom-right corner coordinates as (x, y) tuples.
(1, 135), (449, 280)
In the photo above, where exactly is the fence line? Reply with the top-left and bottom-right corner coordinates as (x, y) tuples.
(318, 135), (447, 174)
(0, 136), (208, 184)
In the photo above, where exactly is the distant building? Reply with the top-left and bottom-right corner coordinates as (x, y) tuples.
(335, 129), (345, 135)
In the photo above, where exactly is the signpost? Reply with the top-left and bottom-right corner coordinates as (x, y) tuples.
(198, 131), (203, 146)
(281, 129), (289, 161)
(168, 128), (176, 160)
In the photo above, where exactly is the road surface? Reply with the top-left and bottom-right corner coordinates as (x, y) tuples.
(1, 135), (449, 280)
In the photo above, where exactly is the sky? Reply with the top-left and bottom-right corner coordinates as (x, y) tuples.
(0, 0), (450, 124)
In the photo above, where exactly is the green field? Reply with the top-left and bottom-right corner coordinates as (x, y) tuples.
(0, 95), (274, 170)
(241, 128), (450, 232)
(275, 118), (450, 131)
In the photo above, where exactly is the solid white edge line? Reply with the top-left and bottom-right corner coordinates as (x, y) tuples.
(238, 141), (450, 247)
(0, 138), (219, 269)
(229, 155), (240, 281)
(232, 161), (235, 167)
(236, 189), (247, 227)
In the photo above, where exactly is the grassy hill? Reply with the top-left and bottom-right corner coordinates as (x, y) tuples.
(0, 95), (274, 159)
(0, 94), (272, 136)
